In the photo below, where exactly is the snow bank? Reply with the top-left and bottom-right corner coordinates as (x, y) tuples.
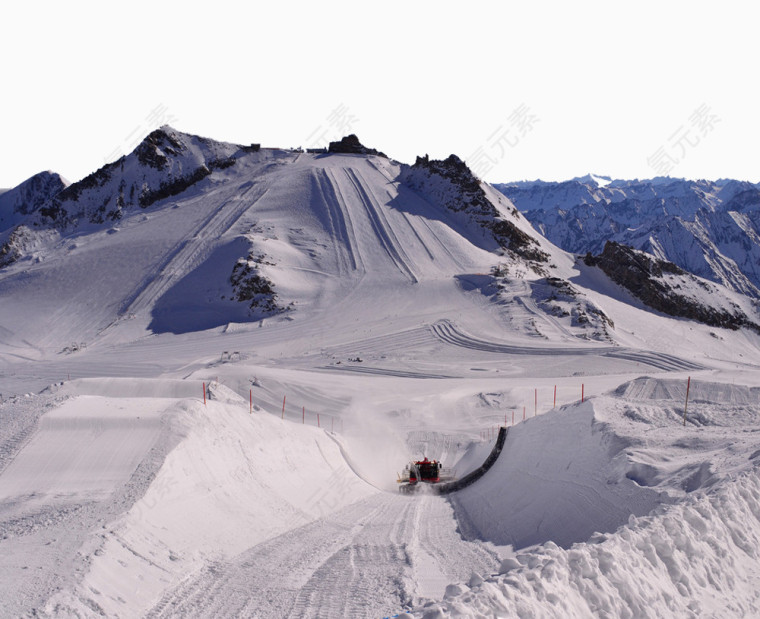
(419, 376), (760, 617)
(418, 471), (760, 618)
(43, 382), (376, 617)
(450, 401), (664, 550)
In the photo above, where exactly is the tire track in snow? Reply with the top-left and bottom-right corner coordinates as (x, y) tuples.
(408, 494), (500, 600)
(343, 168), (418, 284)
(431, 320), (703, 372)
(314, 169), (361, 275)
(116, 182), (270, 318)
(516, 294), (577, 340)
(146, 489), (504, 618)
(146, 494), (417, 619)
(284, 498), (416, 618)
(318, 365), (457, 380)
(430, 319), (615, 356)
(604, 349), (703, 372)
(413, 216), (467, 271)
(323, 168), (366, 274)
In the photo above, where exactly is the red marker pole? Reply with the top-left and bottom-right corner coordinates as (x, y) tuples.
(282, 395), (286, 419)
(317, 413), (321, 428)
(581, 384), (585, 403)
(203, 382), (206, 406)
(523, 406), (526, 421)
(302, 406), (305, 424)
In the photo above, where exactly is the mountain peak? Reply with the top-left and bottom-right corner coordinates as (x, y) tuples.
(571, 173), (613, 187)
(327, 134), (386, 157)
(133, 125), (198, 170)
(0, 170), (68, 233)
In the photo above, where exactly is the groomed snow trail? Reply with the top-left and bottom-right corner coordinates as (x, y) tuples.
(146, 493), (500, 619)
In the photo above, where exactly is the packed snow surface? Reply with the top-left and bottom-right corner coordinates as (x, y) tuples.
(1, 134), (760, 617)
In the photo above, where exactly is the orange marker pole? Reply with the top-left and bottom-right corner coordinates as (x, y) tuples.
(282, 395), (286, 419)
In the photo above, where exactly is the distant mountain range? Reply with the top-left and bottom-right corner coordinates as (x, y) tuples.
(495, 177), (760, 297)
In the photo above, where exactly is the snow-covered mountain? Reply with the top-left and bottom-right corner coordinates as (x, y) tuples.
(495, 176), (760, 297)
(3, 129), (760, 618)
(0, 170), (68, 234)
(4, 128), (755, 350)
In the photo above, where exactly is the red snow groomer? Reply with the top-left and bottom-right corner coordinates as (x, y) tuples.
(398, 457), (454, 493)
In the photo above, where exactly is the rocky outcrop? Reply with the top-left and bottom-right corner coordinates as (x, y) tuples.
(403, 155), (549, 263)
(0, 226), (33, 268)
(327, 134), (386, 157)
(30, 127), (247, 229)
(230, 253), (287, 317)
(585, 241), (760, 332)
(0, 171), (67, 234)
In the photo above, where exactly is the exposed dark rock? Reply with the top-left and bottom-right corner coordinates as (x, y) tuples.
(51, 159), (122, 207)
(209, 156), (236, 170)
(726, 188), (760, 211)
(0, 171), (67, 220)
(31, 128), (245, 228)
(328, 134), (386, 157)
(412, 154), (484, 199)
(496, 178), (760, 298)
(407, 155), (548, 263)
(136, 128), (186, 169)
(230, 254), (286, 316)
(0, 226), (33, 268)
(138, 166), (212, 209)
(585, 241), (760, 332)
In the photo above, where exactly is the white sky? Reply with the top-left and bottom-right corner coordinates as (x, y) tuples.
(1, 0), (758, 188)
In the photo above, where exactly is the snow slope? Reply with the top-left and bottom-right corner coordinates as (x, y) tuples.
(2, 129), (760, 617)
(422, 378), (760, 617)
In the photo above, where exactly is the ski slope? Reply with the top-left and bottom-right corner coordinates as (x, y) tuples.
(2, 133), (760, 617)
